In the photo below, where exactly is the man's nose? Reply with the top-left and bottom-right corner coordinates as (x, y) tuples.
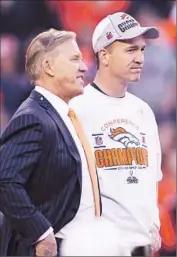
(80, 60), (88, 72)
(134, 51), (144, 64)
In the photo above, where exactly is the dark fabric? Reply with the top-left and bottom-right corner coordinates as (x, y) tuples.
(90, 82), (125, 98)
(0, 90), (82, 256)
(56, 238), (63, 257)
(0, 214), (11, 256)
(132, 245), (152, 257)
(132, 246), (145, 256)
(90, 82), (108, 96)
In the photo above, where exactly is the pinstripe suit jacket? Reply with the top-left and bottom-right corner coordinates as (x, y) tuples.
(0, 90), (82, 256)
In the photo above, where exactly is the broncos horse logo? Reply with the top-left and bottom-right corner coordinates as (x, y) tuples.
(109, 127), (140, 147)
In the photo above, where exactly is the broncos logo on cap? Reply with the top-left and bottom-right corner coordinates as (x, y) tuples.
(120, 13), (129, 20)
(109, 127), (140, 147)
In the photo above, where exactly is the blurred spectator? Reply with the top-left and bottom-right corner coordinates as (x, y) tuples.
(170, 1), (176, 25)
(49, 1), (131, 36)
(0, 34), (32, 127)
(1, 33), (19, 76)
(128, 4), (176, 114)
(0, 0), (62, 40)
(128, 0), (175, 19)
(156, 83), (176, 124)
(158, 121), (176, 155)
(158, 147), (176, 255)
(0, 91), (9, 134)
(0, 1), (65, 133)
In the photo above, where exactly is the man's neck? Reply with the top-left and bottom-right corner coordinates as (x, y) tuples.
(94, 71), (128, 98)
(35, 79), (70, 103)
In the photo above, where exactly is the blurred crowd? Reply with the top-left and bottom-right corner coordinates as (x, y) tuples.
(0, 1), (176, 256)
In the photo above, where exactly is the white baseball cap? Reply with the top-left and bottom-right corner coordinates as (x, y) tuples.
(92, 12), (159, 53)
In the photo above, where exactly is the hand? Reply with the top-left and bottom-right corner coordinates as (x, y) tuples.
(35, 232), (57, 256)
(150, 225), (161, 252)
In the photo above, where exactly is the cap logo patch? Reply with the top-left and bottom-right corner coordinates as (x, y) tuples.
(120, 13), (129, 20)
(106, 32), (113, 40)
(118, 19), (139, 33)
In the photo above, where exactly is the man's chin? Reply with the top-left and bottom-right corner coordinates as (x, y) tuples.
(129, 75), (141, 82)
(79, 84), (84, 94)
(74, 86), (84, 97)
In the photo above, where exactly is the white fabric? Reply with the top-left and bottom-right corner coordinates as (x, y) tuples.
(37, 227), (53, 243)
(61, 217), (132, 256)
(35, 86), (95, 240)
(150, 223), (162, 252)
(70, 84), (162, 248)
(92, 12), (159, 53)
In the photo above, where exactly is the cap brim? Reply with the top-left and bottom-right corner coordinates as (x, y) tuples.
(140, 27), (159, 39)
(117, 26), (159, 41)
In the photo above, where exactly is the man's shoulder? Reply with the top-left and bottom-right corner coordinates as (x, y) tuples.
(70, 84), (94, 107)
(15, 98), (40, 116)
(127, 92), (155, 117)
(77, 84), (95, 99)
(10, 95), (47, 127)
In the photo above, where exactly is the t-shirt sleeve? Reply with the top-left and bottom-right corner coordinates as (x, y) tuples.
(147, 107), (163, 182)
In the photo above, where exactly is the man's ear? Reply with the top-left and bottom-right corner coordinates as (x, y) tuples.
(41, 57), (55, 77)
(99, 49), (109, 67)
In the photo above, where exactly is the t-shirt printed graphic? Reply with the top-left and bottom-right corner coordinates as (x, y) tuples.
(91, 116), (149, 184)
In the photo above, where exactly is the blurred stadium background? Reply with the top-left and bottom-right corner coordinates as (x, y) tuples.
(0, 1), (176, 256)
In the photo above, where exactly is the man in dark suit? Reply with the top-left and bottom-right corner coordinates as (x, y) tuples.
(0, 28), (90, 256)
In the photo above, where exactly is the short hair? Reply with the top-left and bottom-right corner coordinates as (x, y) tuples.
(25, 28), (76, 84)
(95, 52), (100, 70)
(95, 44), (111, 70)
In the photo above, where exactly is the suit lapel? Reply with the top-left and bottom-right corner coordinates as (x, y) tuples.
(29, 90), (82, 184)
(46, 107), (81, 163)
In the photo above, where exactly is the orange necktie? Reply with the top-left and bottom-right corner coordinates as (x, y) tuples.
(68, 108), (101, 217)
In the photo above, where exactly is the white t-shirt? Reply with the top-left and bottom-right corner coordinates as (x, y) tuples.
(70, 84), (162, 247)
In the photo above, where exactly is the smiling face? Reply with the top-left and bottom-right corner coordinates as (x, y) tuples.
(42, 38), (88, 102)
(99, 36), (146, 82)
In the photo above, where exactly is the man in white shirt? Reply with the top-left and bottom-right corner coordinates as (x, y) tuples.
(70, 12), (163, 256)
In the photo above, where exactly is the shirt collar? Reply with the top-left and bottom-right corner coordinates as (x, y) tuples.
(35, 86), (69, 117)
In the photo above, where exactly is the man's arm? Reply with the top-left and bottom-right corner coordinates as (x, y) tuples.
(0, 113), (52, 245)
(149, 109), (162, 222)
(148, 109), (162, 251)
(37, 227), (54, 242)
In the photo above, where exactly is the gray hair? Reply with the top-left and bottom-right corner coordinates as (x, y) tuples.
(25, 29), (76, 84)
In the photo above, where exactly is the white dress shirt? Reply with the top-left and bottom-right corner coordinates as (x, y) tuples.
(35, 86), (95, 241)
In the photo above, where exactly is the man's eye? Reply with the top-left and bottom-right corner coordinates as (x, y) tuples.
(128, 49), (136, 53)
(71, 56), (80, 61)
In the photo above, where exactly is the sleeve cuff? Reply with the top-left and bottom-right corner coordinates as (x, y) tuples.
(36, 227), (54, 243)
